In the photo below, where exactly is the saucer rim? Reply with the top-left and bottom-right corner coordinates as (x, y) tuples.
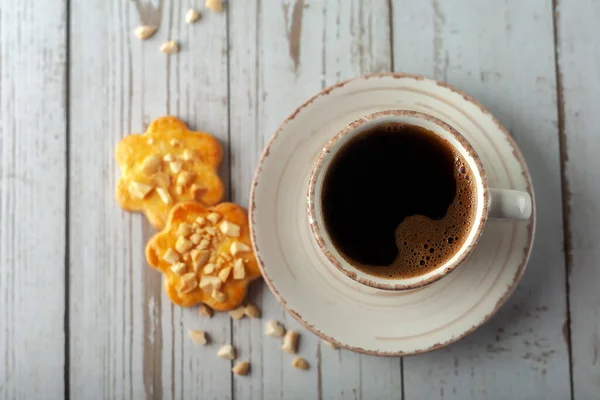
(249, 72), (536, 356)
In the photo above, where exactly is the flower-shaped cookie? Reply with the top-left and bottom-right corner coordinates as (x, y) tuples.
(115, 116), (224, 229)
(145, 202), (261, 311)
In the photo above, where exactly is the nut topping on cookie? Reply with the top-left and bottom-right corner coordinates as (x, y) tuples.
(233, 259), (246, 280)
(115, 116), (224, 229)
(146, 202), (260, 310)
(155, 187), (172, 205)
(163, 248), (180, 264)
(128, 181), (153, 199)
(219, 221), (241, 237)
(141, 154), (162, 175)
(230, 241), (251, 256)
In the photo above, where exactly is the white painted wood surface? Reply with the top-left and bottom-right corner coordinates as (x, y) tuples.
(2, 0), (598, 398)
(392, 1), (571, 399)
(556, 0), (600, 399)
(0, 1), (67, 399)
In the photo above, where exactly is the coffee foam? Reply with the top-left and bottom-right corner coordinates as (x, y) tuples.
(348, 156), (477, 280)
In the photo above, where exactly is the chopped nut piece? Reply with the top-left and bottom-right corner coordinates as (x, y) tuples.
(233, 258), (246, 280)
(324, 340), (339, 350)
(220, 221), (241, 237)
(218, 267), (232, 282)
(163, 248), (180, 264)
(190, 232), (202, 245)
(169, 161), (183, 174)
(175, 185), (183, 195)
(196, 216), (206, 225)
(206, 212), (221, 224)
(185, 8), (201, 24)
(164, 153), (175, 162)
(232, 361), (250, 376)
(156, 187), (172, 204)
(179, 272), (198, 294)
(199, 275), (221, 292)
(244, 304), (261, 318)
(188, 329), (207, 345)
(199, 303), (213, 318)
(170, 262), (186, 276)
(203, 263), (216, 274)
(152, 171), (171, 188)
(170, 138), (182, 147)
(160, 40), (179, 54)
(182, 253), (191, 263)
(141, 154), (162, 175)
(175, 236), (193, 254)
(128, 181), (153, 199)
(134, 25), (157, 40)
(292, 357), (309, 370)
(182, 148), (199, 161)
(191, 184), (207, 201)
(229, 306), (246, 320)
(177, 170), (195, 187)
(205, 226), (216, 236)
(206, 0), (224, 13)
(264, 320), (285, 337)
(282, 330), (299, 354)
(230, 241), (251, 256)
(198, 239), (210, 250)
(191, 250), (210, 270)
(223, 253), (233, 262)
(217, 344), (236, 360)
(176, 223), (193, 237)
(211, 288), (227, 302)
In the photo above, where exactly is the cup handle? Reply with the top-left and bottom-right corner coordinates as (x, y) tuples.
(488, 188), (532, 220)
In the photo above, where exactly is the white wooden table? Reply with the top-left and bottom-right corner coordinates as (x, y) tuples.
(1, 0), (598, 398)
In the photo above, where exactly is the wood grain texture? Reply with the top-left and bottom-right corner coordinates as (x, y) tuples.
(392, 0), (571, 399)
(0, 1), (67, 398)
(229, 1), (402, 399)
(229, 1), (323, 398)
(556, 0), (600, 398)
(69, 0), (231, 398)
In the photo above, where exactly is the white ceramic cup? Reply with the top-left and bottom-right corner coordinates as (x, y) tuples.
(307, 109), (532, 290)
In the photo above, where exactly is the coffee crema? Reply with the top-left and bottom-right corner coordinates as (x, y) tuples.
(321, 123), (478, 279)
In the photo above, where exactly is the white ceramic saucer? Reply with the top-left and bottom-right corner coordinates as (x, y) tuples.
(250, 73), (535, 355)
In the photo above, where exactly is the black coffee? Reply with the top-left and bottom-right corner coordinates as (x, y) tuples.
(321, 123), (477, 279)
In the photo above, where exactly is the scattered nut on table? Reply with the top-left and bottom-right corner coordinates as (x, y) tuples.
(188, 329), (208, 345)
(244, 303), (261, 318)
(229, 306), (246, 320)
(185, 8), (201, 24)
(199, 304), (213, 318)
(291, 357), (309, 370)
(134, 25), (157, 40)
(160, 40), (179, 54)
(205, 0), (224, 12)
(232, 361), (250, 376)
(281, 330), (299, 354)
(264, 320), (285, 337)
(217, 344), (236, 360)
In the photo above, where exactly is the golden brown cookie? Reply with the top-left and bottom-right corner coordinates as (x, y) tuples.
(115, 116), (224, 229)
(146, 202), (261, 311)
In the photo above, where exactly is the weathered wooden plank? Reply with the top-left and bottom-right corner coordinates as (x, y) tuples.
(0, 1), (67, 398)
(69, 0), (231, 398)
(228, 1), (323, 398)
(392, 1), (571, 399)
(556, 0), (600, 398)
(229, 1), (402, 399)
